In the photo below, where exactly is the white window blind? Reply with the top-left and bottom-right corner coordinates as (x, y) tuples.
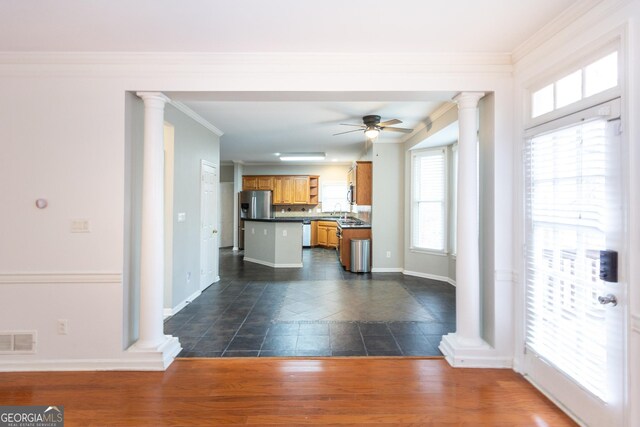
(525, 118), (611, 400)
(412, 148), (447, 251)
(451, 145), (458, 255)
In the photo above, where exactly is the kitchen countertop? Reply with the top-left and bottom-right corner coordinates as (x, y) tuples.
(244, 216), (371, 228)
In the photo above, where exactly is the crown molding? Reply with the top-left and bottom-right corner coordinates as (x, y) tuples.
(512, 0), (631, 63)
(0, 51), (513, 77)
(168, 100), (224, 136)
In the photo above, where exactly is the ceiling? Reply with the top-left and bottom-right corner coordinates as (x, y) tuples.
(168, 91), (456, 164)
(1, 0), (580, 164)
(0, 0), (577, 53)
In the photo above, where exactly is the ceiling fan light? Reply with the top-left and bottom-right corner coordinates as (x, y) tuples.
(365, 128), (380, 139)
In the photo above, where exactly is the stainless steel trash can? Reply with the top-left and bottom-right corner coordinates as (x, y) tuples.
(350, 238), (371, 273)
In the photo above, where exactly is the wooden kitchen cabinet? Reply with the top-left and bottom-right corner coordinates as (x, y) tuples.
(348, 161), (372, 206)
(311, 220), (318, 246)
(244, 174), (319, 205)
(339, 227), (372, 271)
(243, 175), (274, 191)
(256, 176), (273, 190)
(273, 176), (293, 204)
(316, 220), (337, 248)
(293, 176), (310, 204)
(242, 176), (258, 190)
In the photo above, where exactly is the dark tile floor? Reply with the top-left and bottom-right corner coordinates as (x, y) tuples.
(166, 248), (456, 357)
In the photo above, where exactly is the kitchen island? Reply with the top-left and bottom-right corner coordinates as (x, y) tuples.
(243, 219), (304, 268)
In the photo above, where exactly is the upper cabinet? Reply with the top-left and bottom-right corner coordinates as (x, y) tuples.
(243, 175), (275, 191)
(243, 175), (319, 205)
(348, 161), (372, 206)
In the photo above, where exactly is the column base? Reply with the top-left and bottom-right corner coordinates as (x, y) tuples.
(439, 333), (512, 368)
(127, 335), (182, 370)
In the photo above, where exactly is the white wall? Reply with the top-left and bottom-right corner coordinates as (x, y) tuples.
(0, 51), (515, 371)
(371, 143), (404, 271)
(403, 105), (458, 281)
(164, 104), (220, 310)
(512, 2), (640, 425)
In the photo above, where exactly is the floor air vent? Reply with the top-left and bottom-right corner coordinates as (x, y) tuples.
(0, 332), (36, 354)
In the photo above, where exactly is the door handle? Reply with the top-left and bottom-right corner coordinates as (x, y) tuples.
(598, 294), (617, 306)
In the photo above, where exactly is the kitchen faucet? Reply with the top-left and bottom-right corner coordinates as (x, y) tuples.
(333, 202), (342, 216)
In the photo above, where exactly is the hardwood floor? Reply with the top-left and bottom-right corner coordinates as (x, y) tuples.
(0, 358), (575, 426)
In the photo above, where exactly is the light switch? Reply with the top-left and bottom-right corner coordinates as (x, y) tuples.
(263, 229), (267, 235)
(71, 219), (90, 233)
(177, 212), (186, 222)
(251, 228), (255, 234)
(283, 230), (287, 237)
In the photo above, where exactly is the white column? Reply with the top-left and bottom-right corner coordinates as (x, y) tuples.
(439, 92), (494, 367)
(454, 91), (485, 346)
(136, 91), (170, 349)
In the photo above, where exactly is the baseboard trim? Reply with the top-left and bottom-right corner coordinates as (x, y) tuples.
(371, 267), (403, 273)
(0, 272), (122, 285)
(439, 333), (512, 368)
(163, 289), (202, 318)
(403, 270), (456, 287)
(0, 336), (182, 372)
(244, 257), (302, 268)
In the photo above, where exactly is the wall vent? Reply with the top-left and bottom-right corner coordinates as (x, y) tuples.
(0, 331), (36, 354)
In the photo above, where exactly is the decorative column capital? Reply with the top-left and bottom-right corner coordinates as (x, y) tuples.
(453, 92), (485, 110)
(136, 91), (170, 108)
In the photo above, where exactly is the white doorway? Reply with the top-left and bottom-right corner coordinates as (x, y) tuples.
(200, 161), (219, 291)
(522, 99), (626, 426)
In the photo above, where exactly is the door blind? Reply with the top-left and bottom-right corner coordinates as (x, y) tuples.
(525, 118), (610, 400)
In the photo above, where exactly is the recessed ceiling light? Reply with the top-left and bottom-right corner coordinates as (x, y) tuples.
(274, 152), (281, 156)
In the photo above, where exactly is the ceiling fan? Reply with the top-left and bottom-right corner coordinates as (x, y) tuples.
(333, 115), (413, 139)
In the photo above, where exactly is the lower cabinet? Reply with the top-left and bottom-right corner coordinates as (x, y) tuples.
(339, 228), (372, 271)
(315, 220), (337, 248)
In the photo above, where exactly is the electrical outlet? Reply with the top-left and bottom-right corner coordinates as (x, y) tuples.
(70, 219), (91, 233)
(282, 230), (287, 237)
(57, 319), (68, 335)
(251, 228), (255, 234)
(186, 272), (191, 282)
(263, 229), (267, 235)
(386, 251), (391, 258)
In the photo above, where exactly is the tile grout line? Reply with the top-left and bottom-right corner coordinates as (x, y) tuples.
(221, 281), (269, 356)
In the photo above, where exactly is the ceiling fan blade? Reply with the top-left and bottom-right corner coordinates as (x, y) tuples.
(339, 123), (366, 127)
(378, 119), (402, 127)
(383, 127), (413, 133)
(333, 129), (363, 136)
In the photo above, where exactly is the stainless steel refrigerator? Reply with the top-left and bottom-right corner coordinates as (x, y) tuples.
(238, 190), (274, 250)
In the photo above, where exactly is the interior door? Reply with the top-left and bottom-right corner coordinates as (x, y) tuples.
(200, 162), (218, 291)
(523, 99), (625, 426)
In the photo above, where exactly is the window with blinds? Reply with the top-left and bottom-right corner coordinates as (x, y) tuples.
(321, 182), (348, 212)
(411, 148), (447, 251)
(525, 118), (610, 400)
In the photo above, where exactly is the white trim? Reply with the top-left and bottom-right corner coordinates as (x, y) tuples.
(439, 333), (512, 368)
(0, 272), (121, 284)
(494, 269), (516, 283)
(169, 100), (224, 136)
(371, 267), (403, 273)
(409, 248), (448, 257)
(512, 0), (622, 63)
(632, 314), (640, 335)
(163, 289), (202, 319)
(1, 337), (182, 372)
(523, 376), (588, 427)
(0, 52), (513, 74)
(403, 270), (456, 287)
(243, 257), (302, 268)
